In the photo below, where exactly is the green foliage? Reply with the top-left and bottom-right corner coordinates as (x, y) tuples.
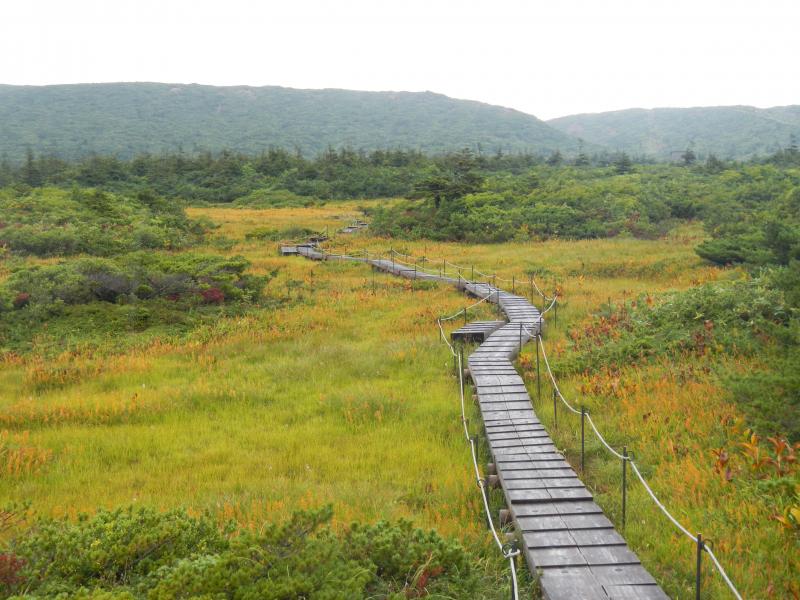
(1, 506), (512, 599)
(371, 165), (697, 242)
(0, 253), (271, 354)
(695, 166), (800, 266)
(0, 188), (205, 257)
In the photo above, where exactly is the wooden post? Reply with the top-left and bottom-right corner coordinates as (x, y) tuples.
(471, 265), (475, 281)
(512, 276), (516, 295)
(519, 322), (523, 353)
(463, 308), (467, 325)
(443, 258), (446, 276)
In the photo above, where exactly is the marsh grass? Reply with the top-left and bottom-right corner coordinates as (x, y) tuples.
(1, 206), (791, 598)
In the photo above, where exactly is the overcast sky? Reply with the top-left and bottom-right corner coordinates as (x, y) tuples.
(1, 0), (798, 119)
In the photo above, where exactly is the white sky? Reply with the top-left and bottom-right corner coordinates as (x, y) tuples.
(1, 0), (798, 119)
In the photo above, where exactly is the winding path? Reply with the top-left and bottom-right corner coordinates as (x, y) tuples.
(287, 245), (668, 600)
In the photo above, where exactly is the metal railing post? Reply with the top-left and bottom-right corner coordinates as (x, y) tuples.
(553, 388), (558, 430)
(536, 334), (541, 403)
(695, 533), (703, 600)
(554, 296), (558, 326)
(581, 407), (586, 473)
(622, 446), (628, 528)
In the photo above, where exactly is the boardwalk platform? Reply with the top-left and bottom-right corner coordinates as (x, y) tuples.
(287, 249), (668, 600)
(450, 321), (506, 344)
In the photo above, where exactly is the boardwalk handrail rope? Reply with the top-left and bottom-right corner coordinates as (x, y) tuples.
(438, 291), (493, 322)
(524, 325), (744, 600)
(388, 248), (555, 303)
(457, 350), (521, 599)
(434, 316), (521, 599)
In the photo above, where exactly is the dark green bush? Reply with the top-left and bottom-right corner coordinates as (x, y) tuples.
(0, 188), (206, 257)
(2, 253), (265, 311)
(1, 506), (515, 599)
(0, 253), (273, 354)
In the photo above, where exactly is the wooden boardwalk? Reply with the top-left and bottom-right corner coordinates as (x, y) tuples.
(286, 245), (668, 600)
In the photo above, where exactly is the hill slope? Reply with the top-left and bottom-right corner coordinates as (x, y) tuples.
(548, 105), (800, 159)
(0, 83), (579, 160)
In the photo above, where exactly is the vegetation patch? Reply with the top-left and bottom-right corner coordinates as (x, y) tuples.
(0, 188), (208, 257)
(0, 252), (272, 354)
(566, 276), (799, 439)
(0, 506), (520, 599)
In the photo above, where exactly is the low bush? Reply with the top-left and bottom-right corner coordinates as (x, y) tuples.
(0, 188), (207, 257)
(1, 506), (510, 599)
(0, 253), (273, 354)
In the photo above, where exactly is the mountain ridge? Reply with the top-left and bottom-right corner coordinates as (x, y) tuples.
(547, 105), (800, 159)
(0, 82), (578, 160)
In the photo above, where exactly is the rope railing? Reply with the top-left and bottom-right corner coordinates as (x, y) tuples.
(457, 347), (521, 599)
(293, 242), (739, 598)
(438, 290), (494, 322)
(525, 326), (743, 599)
(387, 250), (555, 306)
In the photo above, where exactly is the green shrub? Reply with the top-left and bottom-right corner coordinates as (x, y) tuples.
(2, 507), (514, 599)
(0, 253), (274, 354)
(0, 188), (206, 257)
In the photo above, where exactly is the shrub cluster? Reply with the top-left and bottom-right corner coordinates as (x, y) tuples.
(0, 253), (271, 354)
(0, 506), (503, 599)
(0, 187), (206, 257)
(1, 253), (265, 312)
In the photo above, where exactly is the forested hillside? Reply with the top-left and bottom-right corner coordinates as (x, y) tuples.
(0, 83), (579, 159)
(548, 105), (800, 159)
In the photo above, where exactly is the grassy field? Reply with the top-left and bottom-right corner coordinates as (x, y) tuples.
(2, 202), (794, 598)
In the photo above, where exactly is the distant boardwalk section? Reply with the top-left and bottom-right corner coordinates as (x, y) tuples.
(285, 244), (668, 600)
